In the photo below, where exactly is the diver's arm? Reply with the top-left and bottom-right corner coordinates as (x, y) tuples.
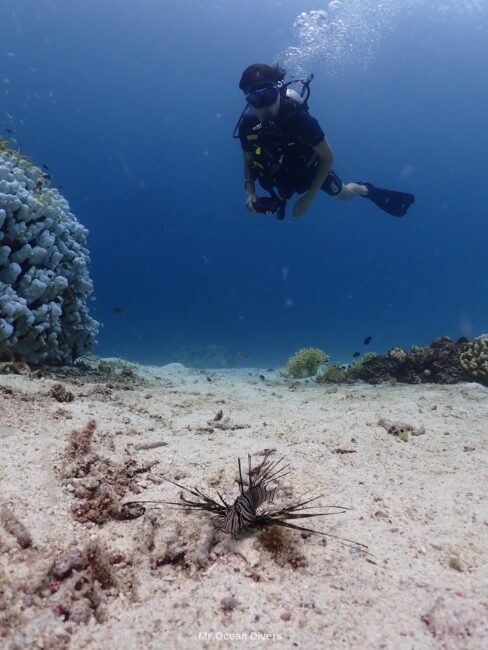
(243, 151), (257, 212)
(309, 138), (335, 197)
(293, 138), (334, 217)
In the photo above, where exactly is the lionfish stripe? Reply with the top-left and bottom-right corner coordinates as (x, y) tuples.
(220, 508), (241, 534)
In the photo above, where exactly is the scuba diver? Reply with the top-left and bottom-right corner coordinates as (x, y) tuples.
(234, 63), (415, 220)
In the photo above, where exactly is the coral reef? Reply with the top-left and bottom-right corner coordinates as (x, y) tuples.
(0, 138), (98, 364)
(362, 351), (379, 363)
(316, 362), (348, 384)
(459, 334), (488, 383)
(388, 347), (408, 363)
(353, 337), (470, 384)
(285, 347), (329, 378)
(318, 337), (470, 385)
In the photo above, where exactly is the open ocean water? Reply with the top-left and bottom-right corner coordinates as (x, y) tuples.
(1, 0), (487, 368)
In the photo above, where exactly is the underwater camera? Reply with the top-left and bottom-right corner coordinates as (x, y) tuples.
(253, 196), (286, 219)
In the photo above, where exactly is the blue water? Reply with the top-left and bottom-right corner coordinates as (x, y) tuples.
(2, 0), (487, 367)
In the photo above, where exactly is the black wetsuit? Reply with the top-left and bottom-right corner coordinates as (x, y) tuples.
(239, 96), (342, 200)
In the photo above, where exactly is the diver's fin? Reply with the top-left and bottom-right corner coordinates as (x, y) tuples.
(360, 182), (414, 217)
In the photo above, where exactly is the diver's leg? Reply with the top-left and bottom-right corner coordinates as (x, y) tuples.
(322, 171), (414, 216)
(321, 171), (367, 200)
(337, 182), (368, 200)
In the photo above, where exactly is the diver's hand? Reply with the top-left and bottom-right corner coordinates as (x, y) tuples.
(293, 195), (312, 217)
(246, 194), (257, 213)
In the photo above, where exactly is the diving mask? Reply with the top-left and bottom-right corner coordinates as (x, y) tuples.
(245, 83), (280, 109)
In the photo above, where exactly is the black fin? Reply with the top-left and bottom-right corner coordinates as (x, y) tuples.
(361, 182), (415, 217)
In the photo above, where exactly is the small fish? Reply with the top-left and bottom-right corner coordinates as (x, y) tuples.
(364, 336), (372, 345)
(5, 128), (12, 134)
(43, 163), (49, 171)
(42, 173), (52, 181)
(236, 351), (249, 359)
(353, 352), (360, 358)
(113, 306), (123, 315)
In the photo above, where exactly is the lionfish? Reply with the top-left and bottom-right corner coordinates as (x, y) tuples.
(129, 453), (367, 551)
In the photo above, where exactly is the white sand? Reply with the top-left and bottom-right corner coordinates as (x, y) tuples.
(1, 362), (488, 649)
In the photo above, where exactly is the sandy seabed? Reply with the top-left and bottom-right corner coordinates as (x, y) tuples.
(1, 361), (488, 650)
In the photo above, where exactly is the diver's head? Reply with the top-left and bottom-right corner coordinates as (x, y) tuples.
(247, 85), (281, 122)
(239, 63), (286, 94)
(239, 63), (285, 121)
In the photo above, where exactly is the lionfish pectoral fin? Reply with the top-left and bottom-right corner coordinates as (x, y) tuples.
(216, 490), (228, 507)
(162, 477), (208, 500)
(264, 518), (370, 553)
(274, 510), (348, 520)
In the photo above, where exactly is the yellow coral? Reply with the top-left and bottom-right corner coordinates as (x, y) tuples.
(285, 347), (329, 378)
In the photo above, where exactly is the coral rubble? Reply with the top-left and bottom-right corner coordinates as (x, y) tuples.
(0, 138), (98, 364)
